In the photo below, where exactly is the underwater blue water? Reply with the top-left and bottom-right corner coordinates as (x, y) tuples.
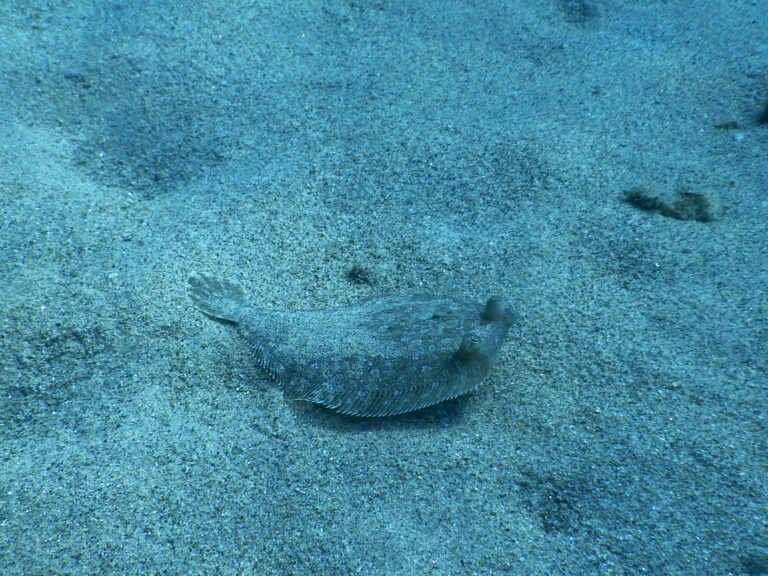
(0, 2), (766, 574)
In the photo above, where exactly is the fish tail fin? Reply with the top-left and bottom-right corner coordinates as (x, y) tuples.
(187, 272), (246, 324)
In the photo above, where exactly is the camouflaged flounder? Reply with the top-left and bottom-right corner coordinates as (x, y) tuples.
(187, 272), (515, 417)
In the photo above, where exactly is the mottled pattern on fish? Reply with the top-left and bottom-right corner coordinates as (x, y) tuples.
(187, 272), (515, 417)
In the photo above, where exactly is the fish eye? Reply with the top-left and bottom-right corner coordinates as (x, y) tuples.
(458, 332), (483, 359)
(482, 297), (505, 321)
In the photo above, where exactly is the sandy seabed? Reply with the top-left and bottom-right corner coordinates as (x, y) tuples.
(1, 2), (766, 575)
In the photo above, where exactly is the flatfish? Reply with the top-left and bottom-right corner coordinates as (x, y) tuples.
(187, 272), (515, 417)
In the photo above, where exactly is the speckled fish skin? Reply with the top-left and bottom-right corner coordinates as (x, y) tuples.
(187, 272), (515, 417)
